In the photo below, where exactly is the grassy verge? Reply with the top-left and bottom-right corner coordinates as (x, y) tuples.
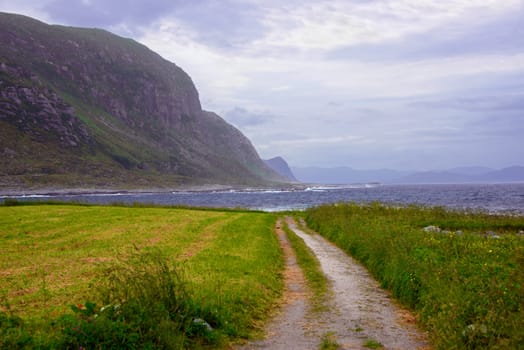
(305, 203), (524, 350)
(282, 218), (329, 312)
(0, 204), (283, 348)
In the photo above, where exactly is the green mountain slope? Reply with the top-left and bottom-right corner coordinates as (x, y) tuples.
(0, 12), (286, 191)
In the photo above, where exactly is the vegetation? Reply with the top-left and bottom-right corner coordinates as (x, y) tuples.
(363, 339), (383, 349)
(283, 219), (329, 312)
(319, 331), (340, 350)
(0, 204), (283, 349)
(3, 201), (524, 349)
(306, 203), (524, 350)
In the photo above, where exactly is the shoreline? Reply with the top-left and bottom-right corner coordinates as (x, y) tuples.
(0, 183), (310, 197)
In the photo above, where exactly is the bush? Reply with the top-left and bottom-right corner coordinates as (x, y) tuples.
(0, 312), (33, 349)
(57, 249), (222, 349)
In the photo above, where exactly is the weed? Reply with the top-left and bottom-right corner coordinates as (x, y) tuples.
(319, 331), (340, 349)
(363, 338), (383, 349)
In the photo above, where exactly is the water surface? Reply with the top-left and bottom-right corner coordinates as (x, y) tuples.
(3, 183), (524, 213)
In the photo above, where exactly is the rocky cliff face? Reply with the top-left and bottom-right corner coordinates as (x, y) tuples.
(0, 63), (90, 148)
(0, 12), (285, 189)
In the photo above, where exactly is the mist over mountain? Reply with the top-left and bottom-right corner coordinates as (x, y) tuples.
(292, 165), (524, 184)
(0, 12), (287, 191)
(292, 166), (409, 184)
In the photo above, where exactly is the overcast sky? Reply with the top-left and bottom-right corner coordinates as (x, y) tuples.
(2, 0), (523, 170)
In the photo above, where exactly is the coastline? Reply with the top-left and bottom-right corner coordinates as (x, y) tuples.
(0, 182), (308, 197)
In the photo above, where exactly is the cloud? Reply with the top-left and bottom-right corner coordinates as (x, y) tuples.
(0, 0), (52, 21)
(328, 7), (524, 62)
(253, 0), (522, 52)
(269, 135), (366, 147)
(42, 0), (176, 29)
(37, 0), (267, 47)
(223, 107), (274, 127)
(167, 1), (266, 50)
(2, 0), (523, 169)
(411, 93), (524, 113)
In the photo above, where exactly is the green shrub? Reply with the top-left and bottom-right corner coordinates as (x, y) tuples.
(57, 249), (222, 349)
(0, 312), (33, 349)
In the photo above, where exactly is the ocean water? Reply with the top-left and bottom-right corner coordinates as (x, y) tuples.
(3, 183), (524, 213)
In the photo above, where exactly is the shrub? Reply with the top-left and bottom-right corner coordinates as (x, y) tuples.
(0, 312), (33, 349)
(58, 249), (222, 349)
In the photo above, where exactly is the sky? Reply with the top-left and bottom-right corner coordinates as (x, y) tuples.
(1, 0), (523, 170)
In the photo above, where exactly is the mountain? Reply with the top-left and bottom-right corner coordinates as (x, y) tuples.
(0, 12), (286, 191)
(393, 171), (471, 184)
(292, 166), (409, 184)
(264, 157), (298, 182)
(392, 166), (524, 184)
(291, 165), (524, 184)
(475, 166), (524, 183)
(448, 166), (494, 176)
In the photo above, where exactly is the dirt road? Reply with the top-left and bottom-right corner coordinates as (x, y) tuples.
(239, 218), (430, 349)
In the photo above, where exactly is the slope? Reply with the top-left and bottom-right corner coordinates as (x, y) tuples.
(0, 12), (286, 191)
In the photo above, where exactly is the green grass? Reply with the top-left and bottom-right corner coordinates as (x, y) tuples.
(282, 219), (329, 312)
(0, 204), (284, 348)
(306, 203), (524, 350)
(363, 339), (383, 349)
(319, 331), (340, 350)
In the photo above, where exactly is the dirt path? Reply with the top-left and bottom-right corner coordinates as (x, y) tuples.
(238, 218), (430, 350)
(237, 219), (316, 349)
(287, 218), (430, 349)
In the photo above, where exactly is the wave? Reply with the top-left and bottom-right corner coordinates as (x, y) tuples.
(305, 183), (380, 191)
(1, 194), (52, 199)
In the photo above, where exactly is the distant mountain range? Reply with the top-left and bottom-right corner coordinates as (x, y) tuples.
(0, 12), (287, 192)
(292, 165), (524, 184)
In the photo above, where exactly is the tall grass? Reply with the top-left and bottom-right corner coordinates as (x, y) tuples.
(306, 203), (524, 350)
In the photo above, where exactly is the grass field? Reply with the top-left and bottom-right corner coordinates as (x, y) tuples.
(3, 202), (524, 349)
(0, 204), (283, 348)
(305, 203), (524, 350)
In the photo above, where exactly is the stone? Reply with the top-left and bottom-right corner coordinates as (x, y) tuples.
(484, 231), (500, 239)
(193, 318), (213, 332)
(423, 225), (441, 233)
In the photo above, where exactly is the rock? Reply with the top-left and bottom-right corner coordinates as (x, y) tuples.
(423, 225), (441, 233)
(455, 230), (464, 236)
(193, 318), (213, 332)
(462, 323), (488, 338)
(484, 231), (500, 239)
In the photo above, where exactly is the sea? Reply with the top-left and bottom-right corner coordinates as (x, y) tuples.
(2, 183), (524, 214)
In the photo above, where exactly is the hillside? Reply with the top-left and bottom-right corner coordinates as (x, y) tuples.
(264, 156), (298, 182)
(0, 12), (286, 192)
